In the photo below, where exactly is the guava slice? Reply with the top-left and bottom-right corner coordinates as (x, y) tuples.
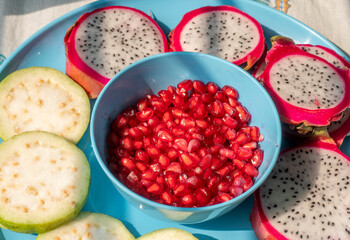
(137, 228), (198, 240)
(0, 67), (90, 143)
(0, 131), (90, 233)
(36, 211), (135, 240)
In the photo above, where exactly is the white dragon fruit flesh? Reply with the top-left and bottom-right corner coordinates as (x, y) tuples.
(251, 141), (350, 240)
(64, 6), (168, 98)
(169, 5), (265, 70)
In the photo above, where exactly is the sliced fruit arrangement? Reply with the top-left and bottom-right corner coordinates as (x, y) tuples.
(137, 228), (198, 240)
(258, 36), (350, 127)
(0, 67), (90, 144)
(64, 6), (169, 98)
(0, 131), (90, 234)
(169, 5), (265, 70)
(251, 141), (350, 239)
(107, 80), (264, 207)
(36, 211), (135, 240)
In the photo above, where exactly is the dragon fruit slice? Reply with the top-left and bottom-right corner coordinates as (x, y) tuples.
(64, 6), (168, 98)
(251, 141), (350, 240)
(169, 5), (265, 70)
(259, 36), (350, 126)
(253, 42), (350, 79)
(328, 108), (350, 146)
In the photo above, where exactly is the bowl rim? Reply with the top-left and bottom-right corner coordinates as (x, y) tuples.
(90, 51), (282, 212)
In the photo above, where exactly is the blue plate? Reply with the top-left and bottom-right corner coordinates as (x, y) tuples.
(0, 0), (349, 239)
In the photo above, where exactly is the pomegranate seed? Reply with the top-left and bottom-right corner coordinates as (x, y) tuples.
(127, 170), (139, 184)
(195, 188), (211, 206)
(222, 85), (239, 98)
(188, 127), (201, 134)
(189, 96), (201, 109)
(180, 117), (196, 129)
(223, 103), (237, 116)
(192, 133), (205, 141)
(243, 163), (259, 177)
(150, 162), (161, 173)
(243, 177), (253, 191)
(147, 116), (159, 127)
(185, 175), (203, 189)
(207, 174), (220, 190)
(150, 98), (167, 113)
(162, 111), (173, 122)
(196, 120), (209, 129)
(193, 80), (206, 93)
(164, 171), (179, 189)
(141, 178), (152, 188)
(217, 181), (231, 192)
(236, 106), (251, 123)
(135, 161), (147, 172)
(121, 157), (135, 170)
(173, 93), (185, 107)
(200, 93), (214, 104)
(233, 175), (246, 187)
(237, 147), (252, 160)
(250, 126), (260, 142)
(218, 192), (233, 202)
(137, 98), (149, 111)
(212, 134), (226, 145)
(174, 138), (188, 152)
(166, 148), (178, 161)
(219, 148), (235, 159)
(141, 169), (156, 180)
(122, 107), (136, 117)
(168, 85), (176, 95)
(251, 149), (264, 167)
(121, 137), (133, 150)
(129, 127), (143, 139)
(225, 128), (237, 141)
(228, 97), (240, 108)
(216, 166), (230, 177)
(206, 82), (219, 95)
(187, 139), (200, 153)
(197, 154), (212, 169)
(158, 129), (173, 142)
(132, 140), (143, 149)
(214, 91), (228, 102)
(147, 183), (162, 194)
(235, 132), (250, 145)
(243, 141), (258, 149)
(158, 154), (170, 169)
(114, 115), (129, 130)
(222, 115), (238, 128)
(211, 157), (224, 170)
(210, 100), (224, 117)
(174, 183), (189, 196)
(158, 90), (172, 106)
(204, 124), (218, 138)
(181, 193), (196, 207)
(145, 145), (160, 158)
(166, 162), (182, 175)
(135, 149), (149, 163)
(161, 191), (173, 205)
(198, 147), (209, 158)
(154, 122), (167, 133)
(230, 186), (243, 197)
(179, 153), (196, 168)
(177, 79), (193, 92)
(136, 108), (154, 122)
(233, 159), (245, 169)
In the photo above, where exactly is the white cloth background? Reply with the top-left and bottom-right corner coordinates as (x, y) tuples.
(0, 0), (349, 63)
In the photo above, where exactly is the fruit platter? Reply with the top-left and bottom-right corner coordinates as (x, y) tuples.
(0, 0), (349, 239)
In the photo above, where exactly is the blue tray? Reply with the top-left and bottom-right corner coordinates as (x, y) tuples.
(0, 0), (349, 239)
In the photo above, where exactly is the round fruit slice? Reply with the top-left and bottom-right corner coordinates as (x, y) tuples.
(0, 131), (90, 233)
(137, 228), (198, 240)
(36, 212), (135, 240)
(0, 67), (90, 144)
(251, 141), (350, 239)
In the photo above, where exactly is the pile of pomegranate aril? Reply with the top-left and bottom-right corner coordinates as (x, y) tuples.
(106, 79), (264, 208)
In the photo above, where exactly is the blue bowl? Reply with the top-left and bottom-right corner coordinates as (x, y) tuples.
(90, 52), (282, 224)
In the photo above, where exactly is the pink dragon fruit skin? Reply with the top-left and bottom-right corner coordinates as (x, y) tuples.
(64, 6), (168, 98)
(251, 141), (350, 240)
(259, 38), (350, 126)
(328, 108), (350, 146)
(169, 5), (265, 70)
